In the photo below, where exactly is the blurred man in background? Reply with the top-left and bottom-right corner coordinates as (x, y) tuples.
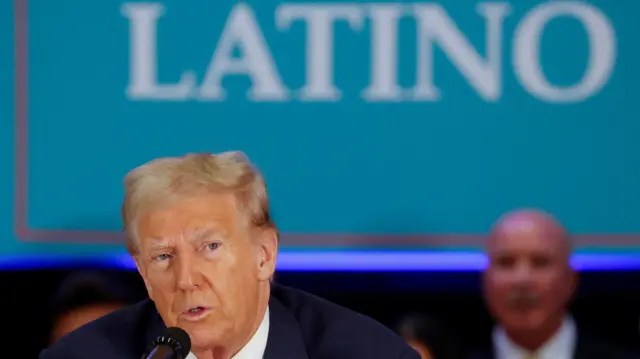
(471, 209), (638, 359)
(49, 271), (138, 343)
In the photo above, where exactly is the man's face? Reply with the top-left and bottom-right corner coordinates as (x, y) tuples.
(134, 194), (275, 351)
(483, 219), (575, 332)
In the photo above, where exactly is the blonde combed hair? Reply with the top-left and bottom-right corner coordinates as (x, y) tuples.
(121, 151), (276, 254)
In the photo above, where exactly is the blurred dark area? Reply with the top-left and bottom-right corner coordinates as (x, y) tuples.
(8, 268), (640, 358)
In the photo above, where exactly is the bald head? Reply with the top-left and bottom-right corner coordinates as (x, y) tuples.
(483, 209), (577, 345)
(489, 209), (571, 260)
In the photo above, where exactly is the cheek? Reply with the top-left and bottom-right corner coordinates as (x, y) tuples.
(205, 254), (260, 306)
(536, 272), (563, 292)
(211, 256), (255, 287)
(144, 269), (176, 300)
(486, 283), (516, 317)
(221, 245), (260, 277)
(486, 280), (509, 303)
(540, 279), (569, 306)
(200, 254), (241, 290)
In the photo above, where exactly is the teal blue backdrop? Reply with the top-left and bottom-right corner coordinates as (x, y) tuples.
(2, 0), (639, 262)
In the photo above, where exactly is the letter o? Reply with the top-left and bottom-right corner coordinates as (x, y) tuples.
(513, 2), (616, 103)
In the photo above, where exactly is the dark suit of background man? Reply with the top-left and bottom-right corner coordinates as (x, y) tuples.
(41, 152), (420, 359)
(469, 209), (639, 359)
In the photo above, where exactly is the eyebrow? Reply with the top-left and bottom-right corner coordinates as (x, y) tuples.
(189, 227), (226, 242)
(146, 227), (227, 249)
(146, 239), (172, 252)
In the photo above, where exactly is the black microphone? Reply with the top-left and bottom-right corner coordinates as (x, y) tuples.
(143, 327), (191, 359)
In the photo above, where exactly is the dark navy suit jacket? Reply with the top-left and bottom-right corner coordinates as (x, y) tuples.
(40, 284), (420, 359)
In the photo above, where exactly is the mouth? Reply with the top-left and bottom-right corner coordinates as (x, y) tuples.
(509, 298), (540, 311)
(180, 306), (212, 322)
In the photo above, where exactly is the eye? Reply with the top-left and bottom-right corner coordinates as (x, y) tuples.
(152, 253), (172, 261)
(205, 242), (221, 251)
(494, 255), (515, 269)
(531, 255), (552, 268)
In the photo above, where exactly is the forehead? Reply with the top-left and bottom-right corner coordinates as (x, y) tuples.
(488, 217), (567, 256)
(136, 193), (239, 241)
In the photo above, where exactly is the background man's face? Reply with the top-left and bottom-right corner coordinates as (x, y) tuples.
(406, 340), (433, 359)
(135, 194), (265, 351)
(483, 219), (575, 332)
(51, 303), (123, 343)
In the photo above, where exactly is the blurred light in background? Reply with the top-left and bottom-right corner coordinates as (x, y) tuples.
(2, 251), (640, 271)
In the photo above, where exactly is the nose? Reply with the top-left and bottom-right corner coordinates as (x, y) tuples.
(175, 255), (201, 290)
(513, 261), (534, 282)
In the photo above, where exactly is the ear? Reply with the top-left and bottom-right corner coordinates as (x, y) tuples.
(255, 228), (278, 281)
(134, 256), (153, 297)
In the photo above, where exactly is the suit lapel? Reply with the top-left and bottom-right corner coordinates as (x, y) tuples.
(263, 296), (310, 359)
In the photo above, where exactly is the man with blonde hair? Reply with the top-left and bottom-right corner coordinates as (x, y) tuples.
(41, 152), (419, 359)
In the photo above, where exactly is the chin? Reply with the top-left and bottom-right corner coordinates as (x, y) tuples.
(506, 312), (547, 331)
(184, 326), (219, 350)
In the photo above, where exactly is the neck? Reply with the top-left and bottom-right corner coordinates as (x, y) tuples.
(193, 283), (270, 359)
(505, 315), (565, 352)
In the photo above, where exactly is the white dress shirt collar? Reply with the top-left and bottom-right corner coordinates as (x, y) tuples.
(186, 307), (270, 359)
(493, 316), (576, 359)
